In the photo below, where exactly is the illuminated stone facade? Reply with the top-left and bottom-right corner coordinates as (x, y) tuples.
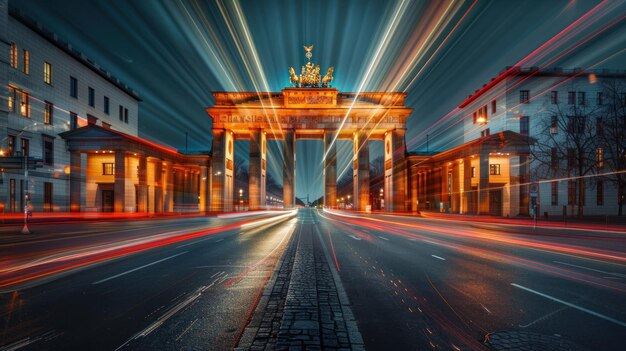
(207, 89), (413, 211)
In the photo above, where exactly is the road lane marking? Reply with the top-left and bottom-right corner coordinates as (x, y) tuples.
(553, 260), (626, 278)
(431, 255), (446, 261)
(378, 236), (389, 241)
(92, 251), (188, 285)
(511, 283), (626, 328)
(349, 235), (362, 241)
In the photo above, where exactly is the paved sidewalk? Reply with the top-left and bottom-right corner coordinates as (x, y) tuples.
(236, 216), (364, 350)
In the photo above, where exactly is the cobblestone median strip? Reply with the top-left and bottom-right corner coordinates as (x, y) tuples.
(236, 218), (364, 350)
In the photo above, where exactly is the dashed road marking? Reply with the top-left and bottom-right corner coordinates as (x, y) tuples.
(92, 251), (188, 285)
(349, 235), (362, 241)
(378, 236), (389, 241)
(431, 255), (446, 261)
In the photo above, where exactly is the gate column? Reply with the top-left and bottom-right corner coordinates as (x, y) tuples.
(283, 129), (296, 208)
(323, 130), (337, 208)
(353, 131), (370, 211)
(249, 128), (267, 210)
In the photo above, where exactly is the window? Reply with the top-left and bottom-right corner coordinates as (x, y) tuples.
(489, 164), (500, 175)
(520, 90), (529, 104)
(22, 49), (29, 74)
(577, 91), (586, 105)
(119, 105), (123, 121)
(88, 87), (95, 107)
(568, 116), (585, 134)
(70, 112), (78, 130)
(20, 91), (30, 117)
(550, 115), (558, 134)
(21, 138), (29, 157)
(43, 136), (54, 165)
(550, 91), (558, 104)
(551, 147), (558, 169)
(567, 148), (576, 168)
(597, 180), (604, 206)
(104, 96), (110, 115)
(568, 180), (577, 205)
(568, 91), (575, 105)
(10, 42), (18, 68)
(8, 135), (15, 156)
(481, 128), (490, 137)
(596, 118), (603, 136)
(44, 62), (52, 84)
(44, 101), (53, 125)
(472, 111), (477, 124)
(596, 147), (604, 169)
(491, 100), (496, 114)
(8, 87), (16, 112)
(551, 181), (558, 206)
(70, 76), (78, 98)
(10, 179), (16, 212)
(103, 163), (114, 175)
(44, 182), (53, 212)
(519, 116), (529, 135)
(596, 92), (603, 105)
(471, 167), (476, 178)
(124, 108), (129, 123)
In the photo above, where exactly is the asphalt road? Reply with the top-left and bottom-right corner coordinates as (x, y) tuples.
(0, 212), (298, 350)
(1, 209), (625, 350)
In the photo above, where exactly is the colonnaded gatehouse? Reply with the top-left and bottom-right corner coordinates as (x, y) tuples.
(206, 46), (413, 212)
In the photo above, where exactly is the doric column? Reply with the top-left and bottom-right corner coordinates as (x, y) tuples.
(283, 129), (296, 208)
(114, 150), (126, 212)
(353, 132), (370, 211)
(478, 147), (490, 215)
(249, 128), (266, 210)
(153, 159), (163, 213)
(384, 129), (407, 212)
(518, 155), (529, 216)
(323, 130), (337, 208)
(164, 162), (174, 212)
(199, 165), (209, 212)
(69, 150), (82, 212)
(211, 129), (234, 212)
(409, 166), (418, 212)
(137, 154), (147, 212)
(462, 157), (472, 214)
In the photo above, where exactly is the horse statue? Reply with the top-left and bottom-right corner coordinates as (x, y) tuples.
(322, 66), (334, 87)
(289, 67), (300, 87)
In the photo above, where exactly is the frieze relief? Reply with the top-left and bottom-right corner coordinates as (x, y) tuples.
(218, 114), (403, 125)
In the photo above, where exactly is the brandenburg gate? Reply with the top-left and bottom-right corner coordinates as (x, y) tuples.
(206, 46), (412, 212)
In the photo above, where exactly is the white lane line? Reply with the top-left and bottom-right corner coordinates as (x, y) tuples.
(511, 283), (626, 328)
(431, 255), (446, 261)
(215, 238), (224, 243)
(349, 235), (362, 241)
(553, 260), (626, 278)
(176, 236), (215, 248)
(378, 236), (389, 241)
(93, 251), (188, 285)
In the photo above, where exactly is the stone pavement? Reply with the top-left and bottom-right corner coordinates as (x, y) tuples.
(236, 216), (364, 350)
(485, 330), (590, 351)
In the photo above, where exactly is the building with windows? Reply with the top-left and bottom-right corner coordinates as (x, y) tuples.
(408, 66), (626, 217)
(0, 1), (209, 213)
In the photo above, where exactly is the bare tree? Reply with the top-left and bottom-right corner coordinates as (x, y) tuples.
(600, 81), (626, 215)
(530, 90), (603, 217)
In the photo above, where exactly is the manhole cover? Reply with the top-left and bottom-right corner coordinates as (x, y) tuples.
(485, 331), (589, 351)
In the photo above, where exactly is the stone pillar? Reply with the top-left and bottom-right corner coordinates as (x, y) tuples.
(518, 155), (530, 216)
(352, 132), (370, 211)
(323, 130), (337, 208)
(283, 129), (296, 208)
(478, 147), (490, 215)
(69, 150), (82, 212)
(165, 162), (174, 212)
(410, 167), (418, 212)
(462, 158), (472, 214)
(114, 150), (126, 212)
(249, 128), (267, 210)
(137, 154), (147, 212)
(384, 129), (407, 212)
(154, 160), (163, 213)
(211, 129), (234, 212)
(199, 165), (209, 212)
